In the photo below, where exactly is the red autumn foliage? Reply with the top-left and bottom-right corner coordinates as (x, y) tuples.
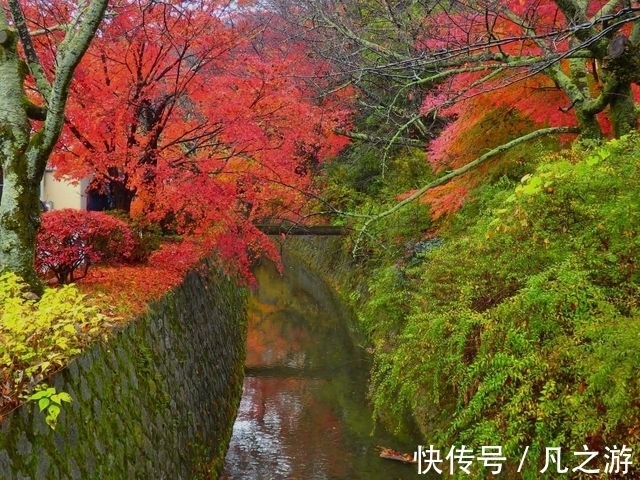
(77, 239), (207, 315)
(36, 210), (134, 284)
(425, 79), (577, 170)
(420, 74), (580, 218)
(47, 1), (352, 279)
(409, 0), (640, 218)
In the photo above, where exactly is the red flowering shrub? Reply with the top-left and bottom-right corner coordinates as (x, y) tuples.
(37, 209), (134, 284)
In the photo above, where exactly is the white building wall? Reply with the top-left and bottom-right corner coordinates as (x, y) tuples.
(40, 171), (89, 210)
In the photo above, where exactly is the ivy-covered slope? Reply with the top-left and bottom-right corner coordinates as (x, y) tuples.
(326, 135), (640, 478)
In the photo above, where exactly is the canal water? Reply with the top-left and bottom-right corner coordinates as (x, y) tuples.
(221, 256), (419, 479)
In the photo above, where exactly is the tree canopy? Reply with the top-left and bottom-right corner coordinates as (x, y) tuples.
(50, 0), (352, 276)
(0, 0), (353, 286)
(4, 0), (640, 285)
(272, 0), (640, 229)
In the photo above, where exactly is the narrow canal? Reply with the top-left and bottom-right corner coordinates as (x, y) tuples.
(221, 255), (419, 479)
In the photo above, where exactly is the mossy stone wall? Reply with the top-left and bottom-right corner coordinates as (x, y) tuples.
(281, 236), (365, 301)
(0, 259), (247, 480)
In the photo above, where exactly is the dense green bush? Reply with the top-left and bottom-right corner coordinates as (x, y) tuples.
(129, 221), (163, 263)
(322, 146), (434, 209)
(362, 135), (640, 477)
(106, 210), (163, 263)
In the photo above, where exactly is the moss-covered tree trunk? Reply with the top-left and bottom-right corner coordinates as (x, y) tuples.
(0, 0), (108, 294)
(609, 83), (638, 138)
(0, 160), (43, 292)
(0, 27), (43, 292)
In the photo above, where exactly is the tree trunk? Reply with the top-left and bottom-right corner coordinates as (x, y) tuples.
(109, 178), (135, 213)
(0, 159), (43, 294)
(0, 28), (43, 294)
(602, 35), (640, 138)
(0, 0), (107, 293)
(574, 106), (604, 141)
(609, 83), (638, 138)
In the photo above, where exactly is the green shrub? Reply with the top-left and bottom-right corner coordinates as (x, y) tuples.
(0, 272), (106, 418)
(364, 134), (640, 477)
(106, 211), (163, 263)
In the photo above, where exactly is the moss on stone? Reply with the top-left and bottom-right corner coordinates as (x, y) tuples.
(0, 258), (247, 479)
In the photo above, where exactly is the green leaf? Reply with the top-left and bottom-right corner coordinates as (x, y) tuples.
(57, 392), (72, 403)
(38, 397), (50, 412)
(29, 390), (50, 400)
(45, 404), (61, 429)
(522, 176), (542, 193)
(586, 155), (600, 167)
(48, 404), (61, 418)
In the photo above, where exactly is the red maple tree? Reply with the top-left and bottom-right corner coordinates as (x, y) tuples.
(372, 0), (640, 219)
(49, 0), (352, 276)
(409, 0), (640, 217)
(274, 1), (640, 225)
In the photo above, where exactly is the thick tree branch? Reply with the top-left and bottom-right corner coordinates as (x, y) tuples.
(351, 126), (580, 256)
(593, 0), (626, 21)
(583, 75), (620, 114)
(7, 0), (52, 99)
(555, 0), (596, 40)
(64, 117), (96, 152)
(334, 127), (426, 147)
(29, 0), (108, 181)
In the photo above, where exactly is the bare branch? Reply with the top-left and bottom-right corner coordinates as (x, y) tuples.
(334, 127), (426, 147)
(351, 126), (580, 256)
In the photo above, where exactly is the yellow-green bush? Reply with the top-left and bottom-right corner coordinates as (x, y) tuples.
(0, 273), (106, 418)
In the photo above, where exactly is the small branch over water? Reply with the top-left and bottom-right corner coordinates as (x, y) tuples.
(350, 126), (580, 256)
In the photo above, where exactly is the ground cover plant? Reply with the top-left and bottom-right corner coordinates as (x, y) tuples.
(352, 135), (640, 478)
(0, 273), (106, 422)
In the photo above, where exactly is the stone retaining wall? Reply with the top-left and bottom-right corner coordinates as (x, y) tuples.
(0, 259), (247, 480)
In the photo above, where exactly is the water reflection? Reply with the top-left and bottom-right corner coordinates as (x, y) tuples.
(221, 257), (418, 480)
